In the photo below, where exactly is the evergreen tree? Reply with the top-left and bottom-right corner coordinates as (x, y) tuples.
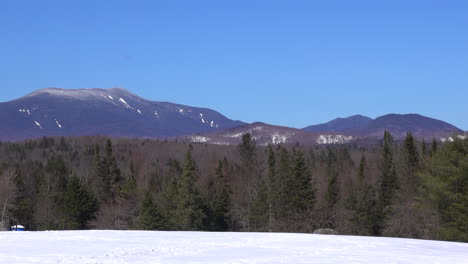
(120, 161), (137, 197)
(208, 160), (231, 231)
(404, 132), (419, 172)
(96, 140), (122, 201)
(266, 145), (276, 231)
(138, 191), (166, 230)
(421, 139), (427, 157)
(375, 131), (398, 235)
(325, 170), (339, 207)
(62, 174), (97, 229)
(176, 145), (207, 230)
(357, 154), (366, 182)
(11, 167), (33, 229)
(419, 138), (468, 241)
(431, 138), (438, 156)
(286, 148), (315, 212)
(237, 133), (258, 231)
(250, 180), (269, 231)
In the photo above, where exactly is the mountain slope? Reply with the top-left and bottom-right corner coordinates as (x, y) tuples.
(303, 114), (462, 139)
(303, 115), (372, 132)
(182, 122), (354, 146)
(0, 88), (245, 141)
(344, 114), (463, 139)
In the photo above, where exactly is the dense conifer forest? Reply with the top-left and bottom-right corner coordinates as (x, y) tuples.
(0, 132), (467, 242)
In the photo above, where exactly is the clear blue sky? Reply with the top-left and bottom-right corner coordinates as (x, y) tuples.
(1, 0), (467, 129)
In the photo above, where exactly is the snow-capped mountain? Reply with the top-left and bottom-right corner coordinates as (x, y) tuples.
(181, 122), (354, 146)
(0, 88), (245, 141)
(303, 114), (462, 140)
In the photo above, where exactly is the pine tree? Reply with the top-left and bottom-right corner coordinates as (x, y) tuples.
(237, 133), (258, 231)
(96, 140), (122, 201)
(62, 174), (97, 229)
(357, 154), (366, 182)
(286, 148), (315, 212)
(419, 138), (468, 241)
(375, 130), (398, 235)
(176, 145), (207, 230)
(266, 145), (276, 231)
(209, 161), (231, 231)
(421, 139), (427, 157)
(138, 191), (166, 230)
(431, 138), (438, 157)
(11, 167), (33, 229)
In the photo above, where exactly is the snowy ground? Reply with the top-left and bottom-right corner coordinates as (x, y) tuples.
(0, 231), (467, 263)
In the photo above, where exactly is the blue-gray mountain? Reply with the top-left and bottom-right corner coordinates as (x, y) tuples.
(0, 88), (245, 141)
(303, 114), (462, 140)
(0, 88), (463, 143)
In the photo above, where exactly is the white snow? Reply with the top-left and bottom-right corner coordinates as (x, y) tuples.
(108, 95), (114, 100)
(55, 119), (62, 128)
(18, 109), (31, 115)
(119, 97), (132, 109)
(154, 111), (159, 118)
(179, 108), (184, 113)
(440, 135), (467, 142)
(199, 113), (205, 123)
(33, 120), (42, 129)
(210, 121), (214, 127)
(0, 231), (467, 264)
(188, 136), (209, 143)
(137, 109), (142, 115)
(272, 133), (288, 144)
(317, 135), (353, 144)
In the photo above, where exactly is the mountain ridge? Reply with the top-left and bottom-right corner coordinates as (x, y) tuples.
(0, 88), (464, 143)
(0, 87), (245, 141)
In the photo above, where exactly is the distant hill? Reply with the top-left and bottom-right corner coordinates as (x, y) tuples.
(303, 114), (462, 140)
(0, 88), (463, 143)
(181, 122), (354, 146)
(0, 88), (245, 141)
(345, 114), (463, 139)
(303, 115), (372, 132)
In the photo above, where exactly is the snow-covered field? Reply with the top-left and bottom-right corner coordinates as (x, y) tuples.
(1, 231), (467, 263)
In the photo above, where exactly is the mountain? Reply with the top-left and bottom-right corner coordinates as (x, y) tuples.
(181, 122), (354, 146)
(0, 88), (245, 141)
(345, 114), (463, 139)
(303, 114), (462, 140)
(303, 115), (372, 132)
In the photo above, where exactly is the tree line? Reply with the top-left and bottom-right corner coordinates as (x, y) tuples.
(0, 132), (466, 242)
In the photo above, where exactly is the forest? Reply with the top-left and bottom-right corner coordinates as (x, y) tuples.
(0, 132), (467, 242)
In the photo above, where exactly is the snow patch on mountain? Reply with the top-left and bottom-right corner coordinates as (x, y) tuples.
(200, 113), (205, 123)
(317, 135), (353, 144)
(272, 134), (288, 144)
(188, 136), (209, 143)
(440, 135), (467, 142)
(34, 120), (42, 129)
(119, 98), (132, 109)
(55, 119), (62, 128)
(137, 109), (142, 115)
(18, 109), (31, 115)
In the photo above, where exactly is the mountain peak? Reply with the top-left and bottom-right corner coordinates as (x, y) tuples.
(1, 88), (245, 141)
(303, 114), (372, 132)
(20, 87), (139, 101)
